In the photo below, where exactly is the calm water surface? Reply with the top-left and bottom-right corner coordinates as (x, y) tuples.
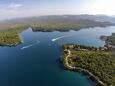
(0, 26), (115, 86)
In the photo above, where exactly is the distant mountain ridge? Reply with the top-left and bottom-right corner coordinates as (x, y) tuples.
(0, 15), (115, 30)
(1, 14), (115, 23)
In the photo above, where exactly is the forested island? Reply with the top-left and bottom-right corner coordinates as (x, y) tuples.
(60, 43), (115, 86)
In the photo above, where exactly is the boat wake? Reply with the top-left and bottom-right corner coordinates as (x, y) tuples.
(51, 35), (72, 42)
(21, 41), (40, 50)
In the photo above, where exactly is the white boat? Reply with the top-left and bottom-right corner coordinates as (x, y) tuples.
(21, 40), (40, 50)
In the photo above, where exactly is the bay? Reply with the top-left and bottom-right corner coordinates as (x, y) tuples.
(0, 26), (115, 86)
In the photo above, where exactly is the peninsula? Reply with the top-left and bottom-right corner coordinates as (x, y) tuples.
(0, 26), (27, 46)
(61, 42), (115, 86)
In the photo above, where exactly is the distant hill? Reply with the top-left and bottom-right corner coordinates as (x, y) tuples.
(0, 15), (115, 30)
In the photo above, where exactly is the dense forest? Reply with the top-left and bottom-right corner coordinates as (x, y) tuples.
(31, 19), (113, 32)
(61, 44), (115, 86)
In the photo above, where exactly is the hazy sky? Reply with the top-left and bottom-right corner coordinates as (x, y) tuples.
(0, 0), (115, 20)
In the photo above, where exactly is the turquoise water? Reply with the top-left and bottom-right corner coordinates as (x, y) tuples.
(0, 26), (115, 86)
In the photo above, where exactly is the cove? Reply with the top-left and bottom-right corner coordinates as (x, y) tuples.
(0, 26), (115, 86)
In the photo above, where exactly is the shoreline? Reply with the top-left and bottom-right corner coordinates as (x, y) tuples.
(0, 26), (115, 47)
(32, 25), (115, 32)
(0, 41), (22, 47)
